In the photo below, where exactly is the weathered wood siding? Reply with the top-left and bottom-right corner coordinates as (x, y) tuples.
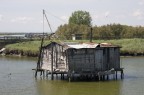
(114, 48), (120, 69)
(103, 48), (110, 70)
(95, 49), (104, 71)
(41, 43), (67, 72)
(67, 49), (95, 73)
(42, 49), (51, 70)
(108, 47), (120, 69)
(41, 42), (121, 75)
(67, 47), (120, 73)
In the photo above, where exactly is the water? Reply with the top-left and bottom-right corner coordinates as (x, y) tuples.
(0, 56), (144, 95)
(0, 56), (37, 95)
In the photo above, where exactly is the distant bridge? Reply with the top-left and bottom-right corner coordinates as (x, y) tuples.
(0, 34), (26, 40)
(0, 35), (32, 49)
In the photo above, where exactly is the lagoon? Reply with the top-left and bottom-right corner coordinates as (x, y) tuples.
(0, 56), (144, 95)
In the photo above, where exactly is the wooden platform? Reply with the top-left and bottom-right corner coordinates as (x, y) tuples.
(33, 68), (124, 81)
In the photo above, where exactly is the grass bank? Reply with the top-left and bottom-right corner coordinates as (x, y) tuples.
(4, 40), (51, 57)
(93, 38), (144, 56)
(3, 38), (144, 57)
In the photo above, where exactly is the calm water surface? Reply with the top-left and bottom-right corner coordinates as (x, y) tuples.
(0, 56), (144, 95)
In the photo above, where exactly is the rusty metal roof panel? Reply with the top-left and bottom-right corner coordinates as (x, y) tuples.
(100, 43), (121, 48)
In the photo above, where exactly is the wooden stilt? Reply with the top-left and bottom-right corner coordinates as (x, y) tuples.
(43, 70), (45, 77)
(107, 75), (109, 80)
(51, 72), (54, 80)
(63, 74), (65, 79)
(113, 73), (115, 80)
(40, 71), (42, 76)
(61, 73), (62, 79)
(121, 70), (124, 79)
(35, 70), (37, 78)
(46, 70), (49, 77)
(51, 47), (54, 80)
(116, 71), (117, 80)
(69, 77), (71, 82)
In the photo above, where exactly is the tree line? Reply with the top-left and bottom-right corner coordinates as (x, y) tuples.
(55, 10), (144, 40)
(56, 23), (144, 40)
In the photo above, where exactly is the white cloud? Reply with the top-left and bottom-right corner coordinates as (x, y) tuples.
(133, 9), (144, 19)
(104, 11), (110, 17)
(60, 16), (68, 22)
(0, 14), (4, 22)
(138, 0), (144, 5)
(11, 17), (34, 24)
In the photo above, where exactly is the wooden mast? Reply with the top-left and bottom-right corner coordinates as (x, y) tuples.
(35, 10), (45, 77)
(35, 9), (54, 78)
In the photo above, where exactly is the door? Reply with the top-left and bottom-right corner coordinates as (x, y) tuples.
(95, 49), (104, 71)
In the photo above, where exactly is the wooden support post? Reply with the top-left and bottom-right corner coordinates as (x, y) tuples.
(43, 70), (45, 77)
(51, 72), (54, 80)
(51, 47), (54, 80)
(107, 75), (109, 80)
(121, 70), (124, 79)
(46, 70), (49, 77)
(116, 71), (117, 80)
(61, 73), (62, 79)
(113, 73), (115, 80)
(63, 74), (65, 80)
(40, 71), (42, 76)
(69, 77), (71, 82)
(35, 70), (37, 78)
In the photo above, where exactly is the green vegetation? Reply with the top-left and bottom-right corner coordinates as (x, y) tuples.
(69, 10), (92, 26)
(3, 38), (144, 57)
(4, 40), (51, 57)
(56, 24), (144, 40)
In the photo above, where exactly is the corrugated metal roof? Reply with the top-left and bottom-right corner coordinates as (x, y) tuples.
(67, 43), (99, 49)
(43, 42), (121, 49)
(66, 42), (121, 49)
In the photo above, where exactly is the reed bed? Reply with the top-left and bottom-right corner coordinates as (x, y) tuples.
(4, 38), (144, 57)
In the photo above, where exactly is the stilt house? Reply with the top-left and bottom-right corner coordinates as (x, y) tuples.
(39, 41), (122, 79)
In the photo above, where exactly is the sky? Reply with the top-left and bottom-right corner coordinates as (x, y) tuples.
(0, 0), (144, 33)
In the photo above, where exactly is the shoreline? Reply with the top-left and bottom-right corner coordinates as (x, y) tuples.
(1, 49), (144, 57)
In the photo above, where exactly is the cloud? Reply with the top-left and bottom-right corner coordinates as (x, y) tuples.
(11, 17), (34, 24)
(133, 9), (144, 19)
(60, 16), (68, 22)
(138, 0), (144, 5)
(104, 11), (110, 17)
(0, 14), (4, 22)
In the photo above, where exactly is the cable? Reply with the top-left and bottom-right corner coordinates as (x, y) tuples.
(44, 10), (67, 23)
(43, 10), (53, 33)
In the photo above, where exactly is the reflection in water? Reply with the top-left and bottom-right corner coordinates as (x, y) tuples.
(35, 79), (121, 95)
(0, 56), (144, 95)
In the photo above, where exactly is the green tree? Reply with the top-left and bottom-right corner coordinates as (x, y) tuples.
(69, 10), (92, 26)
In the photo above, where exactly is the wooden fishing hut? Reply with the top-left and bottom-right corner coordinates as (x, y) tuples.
(35, 41), (123, 81)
